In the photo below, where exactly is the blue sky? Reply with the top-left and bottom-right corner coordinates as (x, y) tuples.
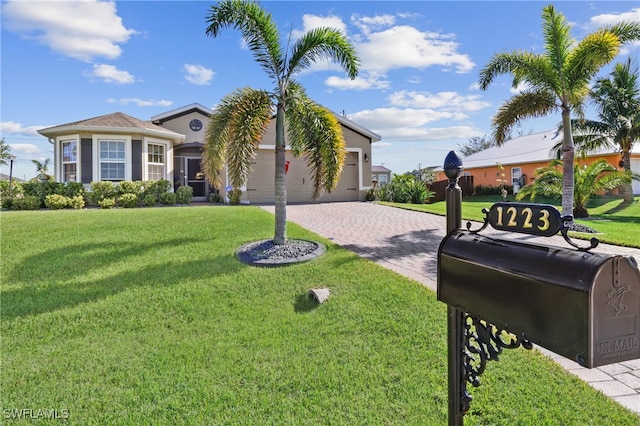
(1, 0), (638, 181)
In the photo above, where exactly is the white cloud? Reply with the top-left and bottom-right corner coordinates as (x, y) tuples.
(355, 25), (475, 74)
(350, 107), (464, 129)
(379, 125), (481, 142)
(2, 0), (136, 62)
(0, 121), (44, 136)
(292, 14), (348, 40)
(184, 64), (214, 85)
(107, 98), (173, 107)
(325, 73), (390, 90)
(7, 143), (42, 156)
(586, 8), (640, 28)
(351, 13), (396, 35)
(388, 91), (491, 112)
(87, 64), (135, 84)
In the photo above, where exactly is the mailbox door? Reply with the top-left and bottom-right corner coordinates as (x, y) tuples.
(590, 256), (640, 368)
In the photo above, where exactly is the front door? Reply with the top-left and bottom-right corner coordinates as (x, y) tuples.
(175, 157), (208, 202)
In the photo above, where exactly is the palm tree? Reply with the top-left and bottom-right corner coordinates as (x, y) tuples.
(478, 4), (640, 218)
(32, 158), (51, 178)
(563, 58), (639, 204)
(516, 159), (631, 218)
(203, 0), (359, 245)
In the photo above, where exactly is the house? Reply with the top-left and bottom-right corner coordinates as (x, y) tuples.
(38, 103), (381, 203)
(372, 165), (392, 186)
(438, 129), (640, 195)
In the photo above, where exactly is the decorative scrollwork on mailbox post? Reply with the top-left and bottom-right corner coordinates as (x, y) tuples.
(463, 315), (533, 389)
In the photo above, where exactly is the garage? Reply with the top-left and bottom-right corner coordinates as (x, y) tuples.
(244, 150), (361, 204)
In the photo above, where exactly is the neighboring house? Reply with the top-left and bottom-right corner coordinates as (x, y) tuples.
(437, 129), (640, 195)
(38, 103), (381, 203)
(372, 165), (392, 186)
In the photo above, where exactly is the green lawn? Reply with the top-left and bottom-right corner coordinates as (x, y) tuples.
(383, 195), (640, 248)
(1, 206), (638, 425)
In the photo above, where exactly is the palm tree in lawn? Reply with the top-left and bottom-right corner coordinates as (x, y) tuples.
(478, 4), (640, 219)
(203, 0), (359, 245)
(564, 58), (640, 204)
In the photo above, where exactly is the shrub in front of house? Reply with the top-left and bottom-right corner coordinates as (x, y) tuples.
(143, 193), (156, 207)
(11, 195), (41, 210)
(118, 181), (144, 197)
(98, 197), (116, 209)
(22, 181), (65, 207)
(0, 180), (24, 202)
(90, 181), (117, 204)
(209, 192), (223, 203)
(176, 185), (193, 204)
(407, 181), (433, 204)
(62, 182), (85, 198)
(118, 193), (138, 208)
(473, 184), (514, 196)
(228, 189), (242, 205)
(365, 187), (378, 201)
(159, 192), (176, 205)
(45, 194), (69, 209)
(69, 195), (85, 209)
(145, 179), (171, 199)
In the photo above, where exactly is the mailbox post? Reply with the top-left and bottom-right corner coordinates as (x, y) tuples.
(442, 151), (468, 426)
(438, 151), (640, 425)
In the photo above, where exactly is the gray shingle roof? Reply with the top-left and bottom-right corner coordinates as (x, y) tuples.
(38, 112), (185, 142)
(461, 130), (563, 169)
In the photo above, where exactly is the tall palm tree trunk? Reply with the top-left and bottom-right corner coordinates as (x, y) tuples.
(274, 104), (287, 245)
(621, 149), (634, 204)
(561, 106), (575, 218)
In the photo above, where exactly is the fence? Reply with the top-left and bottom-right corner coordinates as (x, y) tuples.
(428, 175), (474, 203)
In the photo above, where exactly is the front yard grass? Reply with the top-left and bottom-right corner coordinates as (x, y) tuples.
(1, 206), (638, 425)
(384, 195), (640, 248)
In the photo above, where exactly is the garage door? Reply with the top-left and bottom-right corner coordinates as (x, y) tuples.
(244, 150), (360, 204)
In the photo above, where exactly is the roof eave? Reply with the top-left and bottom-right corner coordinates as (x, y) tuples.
(38, 125), (186, 142)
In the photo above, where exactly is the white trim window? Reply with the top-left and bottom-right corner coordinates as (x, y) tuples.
(61, 139), (78, 182)
(99, 139), (126, 181)
(147, 143), (165, 181)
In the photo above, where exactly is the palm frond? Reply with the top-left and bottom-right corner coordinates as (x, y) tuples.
(492, 90), (558, 144)
(604, 21), (640, 44)
(285, 89), (346, 199)
(202, 88), (272, 189)
(205, 0), (284, 81)
(287, 27), (359, 79)
(541, 4), (573, 76)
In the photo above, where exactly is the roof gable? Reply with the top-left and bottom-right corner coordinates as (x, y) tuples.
(150, 103), (214, 124)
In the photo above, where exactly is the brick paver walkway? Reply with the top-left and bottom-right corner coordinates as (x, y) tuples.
(261, 201), (640, 414)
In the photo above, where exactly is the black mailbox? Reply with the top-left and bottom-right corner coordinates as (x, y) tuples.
(438, 229), (640, 368)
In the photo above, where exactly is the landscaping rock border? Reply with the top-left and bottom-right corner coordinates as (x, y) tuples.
(236, 239), (326, 267)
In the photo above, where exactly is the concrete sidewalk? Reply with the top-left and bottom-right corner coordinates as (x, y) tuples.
(261, 201), (640, 415)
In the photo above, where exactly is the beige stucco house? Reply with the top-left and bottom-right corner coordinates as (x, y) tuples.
(38, 103), (381, 203)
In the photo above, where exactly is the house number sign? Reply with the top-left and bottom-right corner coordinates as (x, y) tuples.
(487, 202), (563, 237)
